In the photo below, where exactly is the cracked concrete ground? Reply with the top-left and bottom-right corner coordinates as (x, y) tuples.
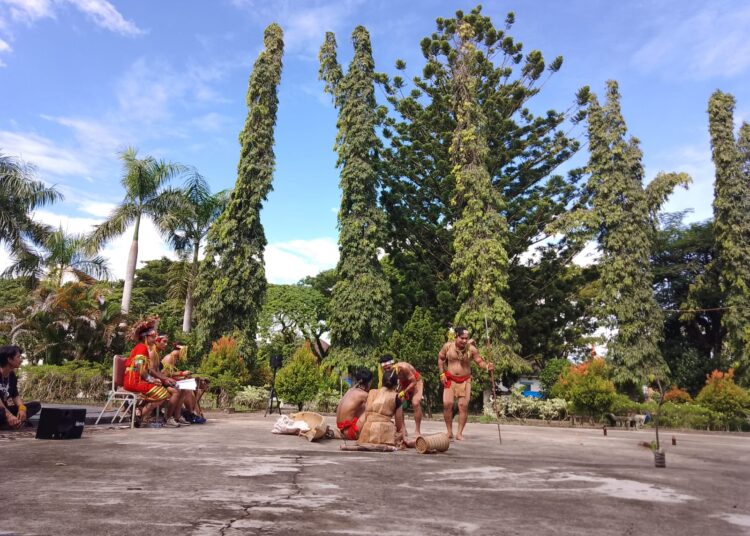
(2, 412), (749, 535)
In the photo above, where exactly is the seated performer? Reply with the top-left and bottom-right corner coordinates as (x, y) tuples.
(438, 326), (494, 441)
(155, 335), (206, 424)
(357, 370), (405, 448)
(379, 354), (424, 436)
(335, 368), (372, 440)
(124, 318), (180, 427)
(0, 345), (41, 430)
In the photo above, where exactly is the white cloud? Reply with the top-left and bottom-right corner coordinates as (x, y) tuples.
(65, 0), (143, 37)
(633, 2), (750, 79)
(0, 130), (90, 177)
(0, 0), (55, 23)
(265, 237), (338, 284)
(0, 0), (142, 35)
(229, 0), (363, 57)
(76, 200), (116, 218)
(0, 36), (10, 52)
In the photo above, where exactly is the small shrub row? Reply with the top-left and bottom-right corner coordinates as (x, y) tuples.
(19, 361), (110, 402)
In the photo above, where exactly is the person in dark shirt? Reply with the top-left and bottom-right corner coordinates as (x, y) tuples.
(0, 345), (41, 429)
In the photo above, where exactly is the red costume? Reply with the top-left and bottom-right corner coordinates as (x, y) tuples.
(443, 371), (471, 388)
(124, 342), (169, 401)
(336, 418), (360, 440)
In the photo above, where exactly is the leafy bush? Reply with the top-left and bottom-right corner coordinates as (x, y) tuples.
(233, 385), (270, 411)
(275, 345), (321, 410)
(200, 336), (251, 384)
(610, 393), (643, 415)
(663, 386), (693, 404)
(199, 337), (252, 408)
(19, 361), (110, 402)
(553, 358), (616, 420)
(696, 369), (750, 429)
(307, 388), (342, 414)
(540, 358), (571, 396)
(484, 392), (568, 421)
(658, 402), (721, 430)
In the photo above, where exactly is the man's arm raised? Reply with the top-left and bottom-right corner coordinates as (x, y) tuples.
(471, 347), (494, 372)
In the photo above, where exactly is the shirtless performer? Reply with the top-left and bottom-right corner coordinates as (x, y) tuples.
(335, 368), (372, 440)
(379, 354), (424, 436)
(438, 327), (494, 440)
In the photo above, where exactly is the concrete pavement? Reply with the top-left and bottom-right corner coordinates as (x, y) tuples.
(2, 412), (749, 535)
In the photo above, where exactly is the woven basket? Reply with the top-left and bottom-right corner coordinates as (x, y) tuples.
(415, 432), (450, 454)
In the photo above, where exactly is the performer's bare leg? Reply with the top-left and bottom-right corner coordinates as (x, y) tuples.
(442, 387), (455, 438)
(456, 396), (469, 440)
(413, 399), (423, 436)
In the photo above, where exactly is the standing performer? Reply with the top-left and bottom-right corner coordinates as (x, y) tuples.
(334, 368), (372, 440)
(438, 327), (494, 440)
(379, 355), (424, 436)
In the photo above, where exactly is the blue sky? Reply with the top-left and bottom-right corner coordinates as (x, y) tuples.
(1, 0), (749, 283)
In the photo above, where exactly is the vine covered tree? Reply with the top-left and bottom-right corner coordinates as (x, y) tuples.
(319, 27), (392, 365)
(707, 91), (750, 383)
(552, 81), (690, 388)
(88, 147), (184, 314)
(448, 20), (520, 369)
(194, 23), (284, 355)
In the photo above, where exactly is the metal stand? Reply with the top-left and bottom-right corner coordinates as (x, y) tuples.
(265, 368), (281, 417)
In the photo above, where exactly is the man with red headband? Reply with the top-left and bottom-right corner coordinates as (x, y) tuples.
(379, 354), (424, 437)
(438, 327), (494, 440)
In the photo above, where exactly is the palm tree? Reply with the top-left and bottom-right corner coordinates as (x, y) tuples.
(88, 147), (185, 314)
(162, 172), (229, 332)
(3, 226), (111, 286)
(0, 152), (62, 261)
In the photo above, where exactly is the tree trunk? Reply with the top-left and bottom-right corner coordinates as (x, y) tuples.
(182, 240), (201, 333)
(121, 217), (140, 315)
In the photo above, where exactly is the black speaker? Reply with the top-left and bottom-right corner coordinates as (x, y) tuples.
(270, 354), (283, 370)
(35, 407), (86, 440)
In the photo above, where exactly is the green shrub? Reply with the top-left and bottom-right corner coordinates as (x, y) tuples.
(483, 393), (568, 421)
(308, 388), (341, 414)
(554, 358), (616, 420)
(658, 402), (721, 430)
(199, 336), (251, 384)
(696, 369), (750, 419)
(275, 345), (321, 410)
(233, 385), (270, 411)
(611, 393), (642, 415)
(19, 361), (110, 402)
(540, 358), (571, 396)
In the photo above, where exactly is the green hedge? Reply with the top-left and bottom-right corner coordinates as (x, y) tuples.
(19, 361), (110, 402)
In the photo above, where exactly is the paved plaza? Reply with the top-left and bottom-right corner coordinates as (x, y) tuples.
(3, 412), (749, 535)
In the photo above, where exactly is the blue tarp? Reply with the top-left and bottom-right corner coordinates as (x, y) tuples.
(521, 390), (544, 399)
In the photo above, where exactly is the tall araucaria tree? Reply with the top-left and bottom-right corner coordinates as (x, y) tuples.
(378, 6), (589, 330)
(319, 27), (392, 364)
(88, 147), (185, 315)
(194, 23), (284, 354)
(552, 81), (690, 388)
(707, 91), (750, 383)
(448, 20), (522, 371)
